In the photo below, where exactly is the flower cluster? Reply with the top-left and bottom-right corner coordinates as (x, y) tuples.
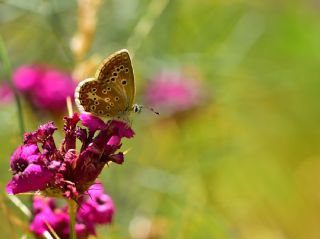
(13, 65), (76, 112)
(6, 112), (134, 200)
(30, 182), (114, 239)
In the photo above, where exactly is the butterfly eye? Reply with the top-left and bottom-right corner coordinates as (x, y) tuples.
(94, 101), (99, 105)
(110, 102), (114, 106)
(125, 68), (129, 73)
(120, 65), (124, 70)
(90, 105), (96, 110)
(111, 78), (116, 82)
(102, 89), (107, 94)
(106, 106), (111, 110)
(107, 87), (111, 91)
(121, 80), (127, 85)
(113, 72), (117, 76)
(91, 88), (97, 92)
(98, 110), (104, 115)
(104, 97), (110, 102)
(114, 96), (120, 101)
(116, 68), (120, 72)
(106, 114), (111, 117)
(106, 79), (110, 83)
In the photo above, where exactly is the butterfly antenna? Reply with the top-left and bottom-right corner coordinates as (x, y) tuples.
(147, 106), (160, 115)
(133, 104), (159, 115)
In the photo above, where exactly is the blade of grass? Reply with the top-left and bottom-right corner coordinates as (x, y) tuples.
(6, 195), (31, 218)
(127, 0), (170, 59)
(43, 0), (74, 68)
(0, 35), (25, 140)
(0, 194), (18, 239)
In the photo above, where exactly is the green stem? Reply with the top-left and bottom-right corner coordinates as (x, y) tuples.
(0, 36), (25, 139)
(45, 0), (74, 68)
(68, 200), (77, 239)
(127, 0), (170, 58)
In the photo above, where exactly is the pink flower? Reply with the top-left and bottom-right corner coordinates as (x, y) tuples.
(13, 65), (76, 112)
(6, 144), (54, 194)
(145, 72), (203, 115)
(6, 113), (134, 200)
(78, 182), (115, 224)
(30, 183), (114, 239)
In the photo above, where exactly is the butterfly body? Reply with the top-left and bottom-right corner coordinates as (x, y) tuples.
(75, 49), (137, 119)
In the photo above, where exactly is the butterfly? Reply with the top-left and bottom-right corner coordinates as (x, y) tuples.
(75, 49), (143, 121)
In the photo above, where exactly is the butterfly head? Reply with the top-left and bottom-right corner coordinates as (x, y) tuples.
(132, 104), (143, 113)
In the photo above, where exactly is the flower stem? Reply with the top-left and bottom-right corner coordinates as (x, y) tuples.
(45, 1), (74, 68)
(68, 200), (77, 239)
(0, 35), (25, 140)
(127, 0), (170, 59)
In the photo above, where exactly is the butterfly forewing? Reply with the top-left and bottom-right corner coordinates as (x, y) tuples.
(75, 49), (135, 118)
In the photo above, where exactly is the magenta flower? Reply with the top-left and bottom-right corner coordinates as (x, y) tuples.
(78, 182), (114, 224)
(30, 182), (114, 239)
(6, 144), (54, 194)
(145, 71), (203, 115)
(0, 81), (13, 104)
(13, 65), (76, 112)
(6, 112), (134, 200)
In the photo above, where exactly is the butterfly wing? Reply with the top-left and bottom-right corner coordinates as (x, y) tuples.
(75, 49), (135, 118)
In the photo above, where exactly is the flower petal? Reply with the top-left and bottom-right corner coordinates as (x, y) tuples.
(10, 145), (41, 173)
(78, 183), (115, 224)
(24, 122), (57, 144)
(80, 113), (106, 132)
(109, 120), (135, 138)
(20, 144), (40, 159)
(6, 164), (54, 194)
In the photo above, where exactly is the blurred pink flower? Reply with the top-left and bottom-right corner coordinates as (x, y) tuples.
(30, 182), (114, 239)
(13, 65), (76, 112)
(145, 72), (203, 115)
(0, 81), (13, 103)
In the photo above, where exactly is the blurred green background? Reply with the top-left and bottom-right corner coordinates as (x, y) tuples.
(1, 0), (320, 238)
